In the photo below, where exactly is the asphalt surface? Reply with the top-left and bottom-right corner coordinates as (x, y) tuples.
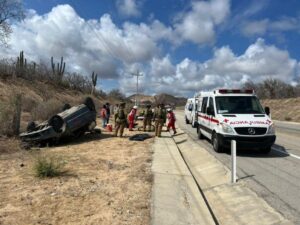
(175, 111), (300, 224)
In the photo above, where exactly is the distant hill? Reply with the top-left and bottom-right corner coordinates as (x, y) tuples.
(128, 93), (187, 106)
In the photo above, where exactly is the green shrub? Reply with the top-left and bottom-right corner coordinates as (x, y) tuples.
(34, 155), (66, 178)
(284, 116), (292, 121)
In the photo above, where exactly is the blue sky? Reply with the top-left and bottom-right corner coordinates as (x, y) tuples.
(2, 0), (300, 97)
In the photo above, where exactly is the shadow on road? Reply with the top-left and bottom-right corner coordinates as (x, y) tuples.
(199, 137), (288, 158)
(222, 145), (288, 158)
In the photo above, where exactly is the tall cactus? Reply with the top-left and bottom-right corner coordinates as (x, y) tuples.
(16, 51), (27, 76)
(51, 56), (65, 82)
(91, 71), (98, 95)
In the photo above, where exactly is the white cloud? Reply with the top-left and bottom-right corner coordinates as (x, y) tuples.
(116, 0), (141, 17)
(120, 38), (298, 96)
(174, 0), (230, 45)
(241, 17), (300, 37)
(0, 4), (169, 78)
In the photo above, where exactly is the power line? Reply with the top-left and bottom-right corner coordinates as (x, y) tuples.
(69, 0), (121, 61)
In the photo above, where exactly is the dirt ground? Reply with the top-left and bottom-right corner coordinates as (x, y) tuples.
(0, 120), (154, 225)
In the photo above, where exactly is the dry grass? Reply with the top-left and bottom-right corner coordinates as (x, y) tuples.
(0, 120), (154, 225)
(261, 97), (300, 122)
(31, 99), (63, 121)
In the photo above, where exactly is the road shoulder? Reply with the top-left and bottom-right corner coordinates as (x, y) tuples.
(151, 132), (215, 225)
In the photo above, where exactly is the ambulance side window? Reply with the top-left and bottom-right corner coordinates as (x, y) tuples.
(188, 104), (193, 111)
(201, 97), (208, 113)
(208, 97), (215, 116)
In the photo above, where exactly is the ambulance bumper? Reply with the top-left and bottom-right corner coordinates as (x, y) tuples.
(218, 134), (276, 149)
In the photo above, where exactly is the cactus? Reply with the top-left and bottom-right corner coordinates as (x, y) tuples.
(91, 71), (98, 95)
(16, 51), (27, 76)
(51, 56), (65, 82)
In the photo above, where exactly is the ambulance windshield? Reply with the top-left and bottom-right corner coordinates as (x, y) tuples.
(215, 96), (264, 114)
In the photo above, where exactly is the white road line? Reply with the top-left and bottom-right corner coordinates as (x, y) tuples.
(272, 148), (300, 160)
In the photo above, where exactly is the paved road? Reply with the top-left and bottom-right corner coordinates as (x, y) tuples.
(175, 111), (300, 224)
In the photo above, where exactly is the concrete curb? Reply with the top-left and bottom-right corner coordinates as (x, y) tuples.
(151, 131), (215, 225)
(172, 128), (293, 225)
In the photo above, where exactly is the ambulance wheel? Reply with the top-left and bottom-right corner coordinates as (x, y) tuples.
(197, 127), (204, 139)
(185, 116), (190, 124)
(212, 133), (223, 153)
(192, 120), (198, 128)
(261, 147), (271, 154)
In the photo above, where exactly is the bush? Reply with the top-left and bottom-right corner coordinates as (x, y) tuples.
(34, 155), (67, 178)
(22, 96), (38, 112)
(284, 116), (292, 121)
(0, 94), (22, 136)
(0, 100), (13, 135)
(31, 99), (62, 121)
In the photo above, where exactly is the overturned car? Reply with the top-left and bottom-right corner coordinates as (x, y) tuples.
(20, 97), (98, 144)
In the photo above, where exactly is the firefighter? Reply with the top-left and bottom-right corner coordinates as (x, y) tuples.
(114, 102), (127, 137)
(167, 108), (177, 135)
(153, 103), (166, 137)
(128, 105), (138, 131)
(143, 104), (153, 132)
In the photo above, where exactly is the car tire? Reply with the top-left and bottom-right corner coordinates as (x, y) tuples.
(261, 147), (272, 154)
(185, 116), (190, 124)
(27, 121), (36, 132)
(83, 97), (96, 112)
(198, 127), (204, 139)
(62, 103), (71, 111)
(49, 115), (64, 133)
(212, 132), (223, 153)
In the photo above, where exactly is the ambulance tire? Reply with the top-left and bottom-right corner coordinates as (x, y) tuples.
(212, 133), (223, 153)
(261, 147), (271, 154)
(197, 127), (204, 139)
(185, 116), (190, 124)
(192, 119), (197, 128)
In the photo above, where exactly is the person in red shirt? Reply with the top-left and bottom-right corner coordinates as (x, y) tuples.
(100, 105), (107, 128)
(167, 108), (177, 135)
(128, 105), (138, 131)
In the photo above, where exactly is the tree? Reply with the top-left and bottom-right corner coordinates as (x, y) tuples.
(0, 0), (24, 45)
(107, 89), (126, 101)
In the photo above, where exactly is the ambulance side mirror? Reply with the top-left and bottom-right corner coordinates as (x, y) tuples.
(265, 106), (270, 116)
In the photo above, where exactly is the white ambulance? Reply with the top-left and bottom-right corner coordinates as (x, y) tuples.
(184, 97), (200, 128)
(196, 89), (276, 153)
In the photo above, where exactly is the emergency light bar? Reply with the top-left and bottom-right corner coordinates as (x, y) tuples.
(215, 89), (254, 94)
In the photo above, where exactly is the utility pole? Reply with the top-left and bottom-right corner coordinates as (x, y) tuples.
(131, 69), (143, 106)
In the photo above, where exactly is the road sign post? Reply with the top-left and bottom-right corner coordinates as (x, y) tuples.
(231, 140), (237, 183)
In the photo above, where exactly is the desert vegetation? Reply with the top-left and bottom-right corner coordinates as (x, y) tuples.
(0, 50), (130, 137)
(243, 79), (300, 99)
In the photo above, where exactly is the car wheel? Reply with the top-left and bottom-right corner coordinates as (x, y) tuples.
(27, 121), (36, 132)
(49, 115), (64, 133)
(185, 116), (190, 124)
(62, 103), (71, 111)
(83, 97), (96, 112)
(198, 127), (204, 139)
(261, 147), (272, 154)
(212, 133), (223, 153)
